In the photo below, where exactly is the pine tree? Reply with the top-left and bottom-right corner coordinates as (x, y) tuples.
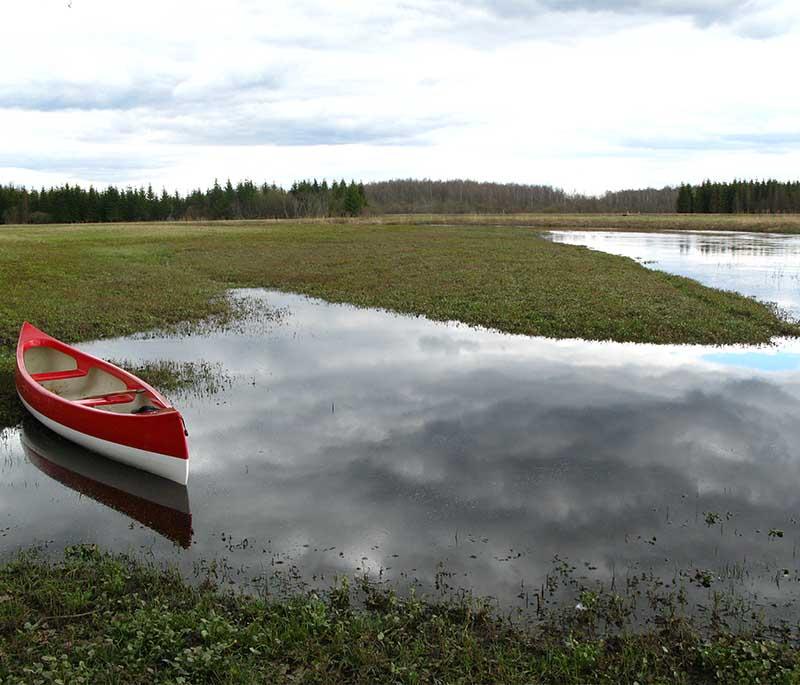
(676, 184), (692, 213)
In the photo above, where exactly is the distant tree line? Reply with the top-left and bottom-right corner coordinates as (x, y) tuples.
(676, 180), (800, 214)
(365, 179), (678, 214)
(0, 179), (368, 224)
(8, 176), (800, 224)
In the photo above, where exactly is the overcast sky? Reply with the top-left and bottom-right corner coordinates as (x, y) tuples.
(1, 0), (798, 194)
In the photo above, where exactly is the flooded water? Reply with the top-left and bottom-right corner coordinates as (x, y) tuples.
(2, 232), (800, 617)
(546, 230), (800, 320)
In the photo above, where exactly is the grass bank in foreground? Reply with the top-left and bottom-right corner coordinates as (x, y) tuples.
(0, 547), (798, 685)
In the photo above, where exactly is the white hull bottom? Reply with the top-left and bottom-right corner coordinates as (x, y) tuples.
(20, 397), (189, 485)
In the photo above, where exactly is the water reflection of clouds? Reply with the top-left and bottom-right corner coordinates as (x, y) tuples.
(2, 290), (800, 612)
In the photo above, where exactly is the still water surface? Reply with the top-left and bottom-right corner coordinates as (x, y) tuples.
(2, 232), (800, 615)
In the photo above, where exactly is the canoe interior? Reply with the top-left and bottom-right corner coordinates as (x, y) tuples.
(23, 345), (166, 414)
(39, 367), (125, 399)
(24, 346), (77, 374)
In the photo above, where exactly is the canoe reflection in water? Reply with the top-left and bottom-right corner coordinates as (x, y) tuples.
(21, 419), (193, 548)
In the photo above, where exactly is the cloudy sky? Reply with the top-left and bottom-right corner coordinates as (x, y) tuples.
(1, 0), (798, 194)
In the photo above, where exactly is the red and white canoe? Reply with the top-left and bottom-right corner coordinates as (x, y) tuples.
(15, 322), (189, 485)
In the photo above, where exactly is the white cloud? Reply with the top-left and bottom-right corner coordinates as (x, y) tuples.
(0, 0), (798, 193)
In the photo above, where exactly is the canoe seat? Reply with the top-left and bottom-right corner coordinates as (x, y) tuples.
(31, 369), (88, 382)
(75, 393), (138, 408)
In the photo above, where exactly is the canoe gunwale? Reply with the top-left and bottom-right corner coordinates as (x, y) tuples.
(17, 323), (171, 410)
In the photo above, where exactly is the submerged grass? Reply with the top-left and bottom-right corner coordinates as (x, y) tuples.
(111, 359), (233, 400)
(1, 547), (799, 685)
(0, 221), (795, 357)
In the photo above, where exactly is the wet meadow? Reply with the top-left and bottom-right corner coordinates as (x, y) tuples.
(2, 219), (800, 682)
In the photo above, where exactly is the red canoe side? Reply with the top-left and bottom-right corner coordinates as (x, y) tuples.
(15, 322), (189, 461)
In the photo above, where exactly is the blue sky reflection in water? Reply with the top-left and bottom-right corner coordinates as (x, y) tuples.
(2, 286), (800, 615)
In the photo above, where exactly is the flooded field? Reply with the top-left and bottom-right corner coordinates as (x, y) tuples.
(547, 230), (800, 320)
(2, 231), (800, 619)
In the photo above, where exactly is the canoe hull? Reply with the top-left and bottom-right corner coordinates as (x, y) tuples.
(21, 397), (189, 484)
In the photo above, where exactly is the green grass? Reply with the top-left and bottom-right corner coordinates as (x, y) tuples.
(0, 220), (796, 351)
(1, 547), (798, 685)
(0, 219), (797, 427)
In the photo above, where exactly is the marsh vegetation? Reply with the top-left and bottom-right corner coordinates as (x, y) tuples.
(2, 547), (799, 685)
